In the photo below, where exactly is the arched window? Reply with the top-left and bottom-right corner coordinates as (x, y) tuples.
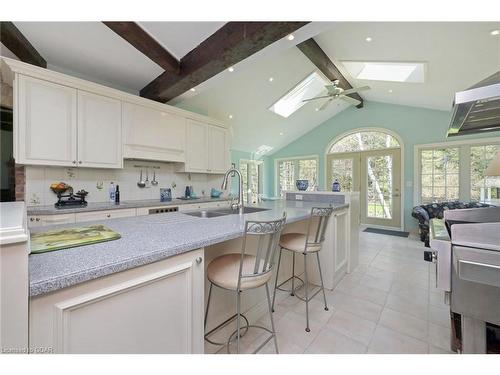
(329, 131), (400, 154)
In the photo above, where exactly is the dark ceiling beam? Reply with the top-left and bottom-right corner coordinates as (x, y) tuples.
(0, 22), (46, 68)
(140, 22), (309, 103)
(297, 38), (363, 108)
(103, 21), (180, 74)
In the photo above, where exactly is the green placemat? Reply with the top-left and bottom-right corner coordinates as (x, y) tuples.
(30, 224), (121, 254)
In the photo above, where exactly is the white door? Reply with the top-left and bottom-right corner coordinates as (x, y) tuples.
(327, 148), (401, 229)
(360, 149), (401, 228)
(208, 125), (228, 173)
(77, 91), (122, 168)
(17, 75), (77, 166)
(185, 120), (208, 172)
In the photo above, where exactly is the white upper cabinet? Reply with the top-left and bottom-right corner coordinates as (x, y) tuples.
(122, 102), (185, 163)
(182, 120), (229, 174)
(16, 75), (77, 166)
(185, 119), (209, 172)
(77, 91), (122, 168)
(208, 125), (229, 174)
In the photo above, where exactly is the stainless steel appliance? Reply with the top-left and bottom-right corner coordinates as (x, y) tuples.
(426, 207), (500, 353)
(448, 71), (500, 137)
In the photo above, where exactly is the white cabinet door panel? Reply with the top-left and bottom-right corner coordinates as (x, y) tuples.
(122, 103), (185, 162)
(29, 249), (204, 353)
(208, 125), (228, 173)
(17, 75), (77, 166)
(77, 91), (122, 168)
(185, 120), (208, 172)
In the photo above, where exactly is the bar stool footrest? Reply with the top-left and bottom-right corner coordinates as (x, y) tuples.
(276, 275), (304, 293)
(204, 313), (250, 347)
(227, 324), (276, 354)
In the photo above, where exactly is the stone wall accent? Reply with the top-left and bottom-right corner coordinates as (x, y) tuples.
(15, 165), (25, 201)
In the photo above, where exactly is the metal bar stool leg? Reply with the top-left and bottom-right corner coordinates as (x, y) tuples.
(236, 290), (241, 354)
(291, 251), (296, 296)
(265, 282), (279, 353)
(303, 253), (310, 332)
(204, 282), (213, 330)
(316, 252), (329, 311)
(271, 247), (283, 313)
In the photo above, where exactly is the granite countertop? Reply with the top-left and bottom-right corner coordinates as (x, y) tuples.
(27, 197), (231, 215)
(28, 200), (349, 297)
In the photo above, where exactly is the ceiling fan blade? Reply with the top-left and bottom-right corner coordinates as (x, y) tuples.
(342, 86), (370, 95)
(340, 95), (361, 106)
(319, 98), (333, 111)
(302, 95), (332, 102)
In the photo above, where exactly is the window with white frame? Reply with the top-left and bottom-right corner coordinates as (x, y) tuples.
(277, 157), (318, 197)
(240, 160), (262, 204)
(416, 140), (500, 205)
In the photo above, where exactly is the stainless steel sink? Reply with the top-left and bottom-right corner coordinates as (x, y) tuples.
(184, 206), (269, 218)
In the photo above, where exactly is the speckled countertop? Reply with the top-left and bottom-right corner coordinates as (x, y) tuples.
(27, 197), (231, 215)
(29, 200), (349, 297)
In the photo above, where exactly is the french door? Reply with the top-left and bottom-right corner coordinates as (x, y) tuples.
(327, 148), (401, 228)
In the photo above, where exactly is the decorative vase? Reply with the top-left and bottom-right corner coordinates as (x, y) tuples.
(296, 179), (309, 191)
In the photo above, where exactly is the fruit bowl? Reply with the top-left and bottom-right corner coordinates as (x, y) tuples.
(50, 182), (72, 195)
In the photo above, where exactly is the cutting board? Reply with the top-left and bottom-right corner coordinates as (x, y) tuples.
(30, 224), (121, 254)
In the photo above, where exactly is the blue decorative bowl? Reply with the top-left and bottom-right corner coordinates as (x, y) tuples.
(210, 188), (223, 198)
(296, 179), (309, 191)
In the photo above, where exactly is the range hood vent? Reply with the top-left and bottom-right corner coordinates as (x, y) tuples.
(448, 71), (500, 137)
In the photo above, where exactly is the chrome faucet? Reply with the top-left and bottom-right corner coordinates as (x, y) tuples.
(221, 167), (244, 215)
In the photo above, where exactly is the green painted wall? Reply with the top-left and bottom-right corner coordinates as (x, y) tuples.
(265, 101), (500, 232)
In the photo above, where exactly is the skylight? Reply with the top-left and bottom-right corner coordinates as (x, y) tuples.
(269, 71), (330, 118)
(342, 61), (426, 83)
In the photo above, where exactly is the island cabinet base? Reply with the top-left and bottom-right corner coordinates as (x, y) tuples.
(29, 249), (204, 354)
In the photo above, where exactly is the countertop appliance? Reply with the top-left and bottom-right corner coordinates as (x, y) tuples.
(448, 71), (500, 137)
(427, 207), (500, 353)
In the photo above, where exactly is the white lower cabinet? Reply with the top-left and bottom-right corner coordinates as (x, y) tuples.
(28, 214), (75, 227)
(29, 249), (205, 353)
(74, 208), (136, 223)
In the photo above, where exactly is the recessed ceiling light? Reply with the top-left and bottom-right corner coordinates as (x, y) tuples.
(228, 66), (234, 72)
(388, 89), (393, 93)
(279, 132), (284, 136)
(190, 88), (196, 92)
(491, 30), (500, 36)
(287, 34), (295, 41)
(269, 77), (274, 82)
(315, 108), (319, 112)
(365, 37), (372, 42)
(228, 115), (233, 119)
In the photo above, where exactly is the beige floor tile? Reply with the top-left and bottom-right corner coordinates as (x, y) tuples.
(273, 310), (322, 350)
(379, 307), (428, 340)
(385, 293), (429, 321)
(428, 305), (451, 328)
(368, 325), (428, 354)
(428, 322), (452, 351)
(359, 273), (393, 292)
(429, 344), (455, 354)
(305, 327), (367, 354)
(327, 309), (377, 346)
(260, 337), (304, 354)
(389, 279), (429, 301)
(333, 291), (383, 322)
(291, 297), (334, 326)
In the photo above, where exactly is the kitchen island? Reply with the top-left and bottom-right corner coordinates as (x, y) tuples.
(21, 199), (354, 353)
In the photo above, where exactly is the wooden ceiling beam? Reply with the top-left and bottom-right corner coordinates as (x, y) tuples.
(0, 22), (46, 68)
(103, 21), (180, 74)
(140, 22), (309, 103)
(297, 38), (363, 108)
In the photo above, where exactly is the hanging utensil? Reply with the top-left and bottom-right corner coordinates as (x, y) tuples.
(145, 168), (149, 186)
(151, 170), (158, 186)
(137, 170), (146, 188)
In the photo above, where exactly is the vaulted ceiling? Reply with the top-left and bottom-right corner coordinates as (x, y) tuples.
(2, 22), (500, 155)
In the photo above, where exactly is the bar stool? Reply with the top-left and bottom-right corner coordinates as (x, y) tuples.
(272, 206), (333, 332)
(204, 213), (286, 354)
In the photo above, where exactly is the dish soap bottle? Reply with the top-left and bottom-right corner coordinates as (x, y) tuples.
(332, 179), (341, 192)
(109, 182), (116, 203)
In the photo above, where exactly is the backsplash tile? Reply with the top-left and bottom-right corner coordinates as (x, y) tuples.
(25, 160), (225, 207)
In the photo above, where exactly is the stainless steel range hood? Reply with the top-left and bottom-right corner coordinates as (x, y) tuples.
(448, 71), (500, 137)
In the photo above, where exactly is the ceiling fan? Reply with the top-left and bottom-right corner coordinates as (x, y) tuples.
(302, 80), (370, 111)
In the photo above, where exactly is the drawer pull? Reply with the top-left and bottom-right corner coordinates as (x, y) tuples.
(196, 257), (203, 264)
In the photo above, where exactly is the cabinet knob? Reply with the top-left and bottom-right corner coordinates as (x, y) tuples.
(72, 160), (76, 164)
(30, 218), (35, 222)
(196, 257), (203, 264)
(35, 218), (40, 222)
(79, 161), (82, 164)
(106, 214), (111, 218)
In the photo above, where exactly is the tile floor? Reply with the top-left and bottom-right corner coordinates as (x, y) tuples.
(206, 230), (455, 354)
